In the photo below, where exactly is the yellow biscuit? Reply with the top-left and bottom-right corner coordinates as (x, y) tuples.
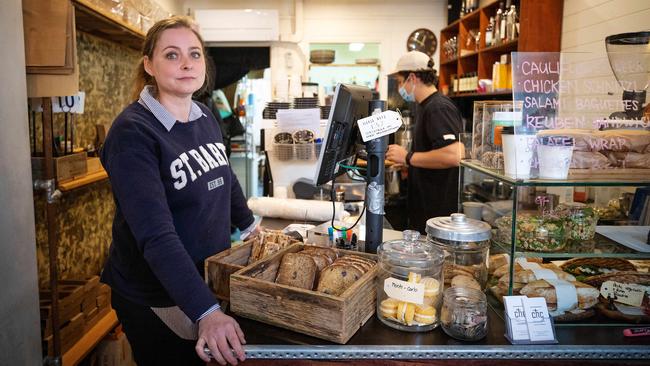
(379, 298), (399, 319)
(407, 272), (422, 283)
(397, 301), (416, 326)
(414, 305), (437, 325)
(420, 277), (440, 297)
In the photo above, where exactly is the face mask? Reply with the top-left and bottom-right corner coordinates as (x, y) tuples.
(398, 77), (415, 102)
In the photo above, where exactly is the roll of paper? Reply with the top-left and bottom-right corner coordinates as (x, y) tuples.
(247, 197), (350, 222)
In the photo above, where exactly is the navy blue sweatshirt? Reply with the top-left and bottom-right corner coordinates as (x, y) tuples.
(100, 101), (253, 322)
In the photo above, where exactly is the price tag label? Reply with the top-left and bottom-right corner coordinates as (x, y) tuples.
(600, 281), (646, 307)
(51, 91), (85, 114)
(383, 277), (424, 304)
(357, 110), (402, 142)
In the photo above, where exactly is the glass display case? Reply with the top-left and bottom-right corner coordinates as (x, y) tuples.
(460, 160), (650, 326)
(460, 45), (650, 328)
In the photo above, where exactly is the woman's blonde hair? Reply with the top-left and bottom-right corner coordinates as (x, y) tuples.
(131, 16), (211, 101)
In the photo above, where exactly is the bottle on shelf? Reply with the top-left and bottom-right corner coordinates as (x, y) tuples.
(507, 5), (518, 41)
(494, 3), (503, 46)
(499, 7), (507, 43)
(485, 17), (494, 47)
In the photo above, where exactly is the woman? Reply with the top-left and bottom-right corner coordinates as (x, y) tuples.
(100, 16), (253, 365)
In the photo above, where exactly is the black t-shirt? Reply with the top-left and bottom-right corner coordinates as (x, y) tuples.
(408, 92), (463, 233)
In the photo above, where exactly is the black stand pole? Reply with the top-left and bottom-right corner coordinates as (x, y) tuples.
(365, 100), (387, 253)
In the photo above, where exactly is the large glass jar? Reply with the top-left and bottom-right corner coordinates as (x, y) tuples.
(495, 214), (567, 252)
(376, 230), (445, 332)
(426, 213), (491, 290)
(556, 202), (599, 242)
(440, 287), (488, 341)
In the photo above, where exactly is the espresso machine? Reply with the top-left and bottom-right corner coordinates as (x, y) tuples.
(605, 31), (650, 120)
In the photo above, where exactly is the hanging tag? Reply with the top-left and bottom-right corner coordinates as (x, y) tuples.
(600, 281), (646, 307)
(51, 91), (85, 114)
(357, 110), (402, 142)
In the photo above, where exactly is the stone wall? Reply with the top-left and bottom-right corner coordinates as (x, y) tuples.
(35, 32), (139, 286)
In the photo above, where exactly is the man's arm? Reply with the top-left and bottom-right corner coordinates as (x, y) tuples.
(410, 141), (464, 169)
(387, 142), (464, 169)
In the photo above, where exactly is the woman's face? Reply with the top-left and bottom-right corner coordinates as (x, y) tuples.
(144, 27), (206, 99)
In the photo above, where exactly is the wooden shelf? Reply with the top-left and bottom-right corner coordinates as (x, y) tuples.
(441, 57), (458, 66)
(437, 0), (563, 106)
(480, 38), (519, 54)
(58, 169), (109, 192)
(460, 50), (479, 59)
(461, 7), (481, 24)
(441, 19), (460, 33)
(449, 90), (512, 98)
(72, 0), (144, 50)
(62, 309), (118, 366)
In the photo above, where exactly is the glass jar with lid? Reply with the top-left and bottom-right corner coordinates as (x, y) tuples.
(426, 213), (491, 290)
(440, 286), (488, 341)
(555, 202), (599, 242)
(376, 230), (445, 332)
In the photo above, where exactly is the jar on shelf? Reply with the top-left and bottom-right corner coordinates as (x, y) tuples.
(555, 202), (599, 242)
(376, 230), (445, 332)
(426, 213), (491, 290)
(440, 286), (488, 341)
(495, 214), (567, 252)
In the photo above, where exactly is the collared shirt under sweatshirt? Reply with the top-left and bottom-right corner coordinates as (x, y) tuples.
(100, 86), (254, 322)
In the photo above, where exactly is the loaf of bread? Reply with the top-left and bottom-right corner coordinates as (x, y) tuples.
(519, 279), (599, 311)
(315, 254), (376, 296)
(300, 246), (338, 262)
(488, 253), (510, 274)
(451, 275), (481, 290)
(275, 253), (317, 290)
(247, 230), (302, 264)
(316, 264), (364, 296)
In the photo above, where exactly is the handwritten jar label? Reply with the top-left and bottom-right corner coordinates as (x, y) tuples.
(384, 277), (425, 304)
(600, 281), (647, 307)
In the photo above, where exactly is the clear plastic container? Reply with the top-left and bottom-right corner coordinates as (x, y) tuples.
(376, 230), (445, 332)
(441, 287), (488, 341)
(426, 213), (491, 290)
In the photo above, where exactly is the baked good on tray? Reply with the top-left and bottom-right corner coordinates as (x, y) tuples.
(582, 271), (650, 323)
(275, 253), (317, 290)
(560, 258), (636, 281)
(247, 230), (302, 264)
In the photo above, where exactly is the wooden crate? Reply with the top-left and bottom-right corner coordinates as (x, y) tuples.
(60, 276), (100, 316)
(40, 283), (85, 327)
(32, 151), (88, 182)
(43, 312), (84, 356)
(205, 242), (252, 301)
(230, 243), (378, 344)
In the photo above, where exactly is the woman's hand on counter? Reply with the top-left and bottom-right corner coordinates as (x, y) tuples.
(387, 144), (408, 165)
(196, 310), (246, 365)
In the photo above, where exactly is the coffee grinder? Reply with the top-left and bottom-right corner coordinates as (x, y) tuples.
(605, 31), (650, 120)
